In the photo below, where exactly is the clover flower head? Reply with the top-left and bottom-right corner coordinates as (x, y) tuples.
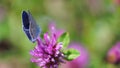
(30, 32), (65, 68)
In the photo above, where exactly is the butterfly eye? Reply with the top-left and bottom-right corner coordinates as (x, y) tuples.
(22, 11), (40, 43)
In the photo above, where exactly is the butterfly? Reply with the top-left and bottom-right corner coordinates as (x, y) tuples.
(22, 11), (40, 43)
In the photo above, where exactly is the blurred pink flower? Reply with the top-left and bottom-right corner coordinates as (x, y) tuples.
(107, 42), (120, 64)
(49, 22), (65, 39)
(60, 42), (89, 68)
(114, 0), (120, 5)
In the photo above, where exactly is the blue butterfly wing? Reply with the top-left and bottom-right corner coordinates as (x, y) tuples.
(22, 11), (32, 41)
(22, 11), (29, 29)
(28, 11), (40, 42)
(22, 11), (40, 42)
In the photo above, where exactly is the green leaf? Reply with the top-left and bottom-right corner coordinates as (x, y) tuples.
(63, 48), (80, 61)
(58, 32), (70, 48)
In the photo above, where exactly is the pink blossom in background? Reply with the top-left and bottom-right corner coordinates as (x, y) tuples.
(107, 42), (120, 64)
(60, 42), (89, 68)
(49, 22), (65, 39)
(115, 0), (120, 5)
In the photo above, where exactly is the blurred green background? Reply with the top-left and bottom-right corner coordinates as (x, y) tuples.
(0, 0), (120, 68)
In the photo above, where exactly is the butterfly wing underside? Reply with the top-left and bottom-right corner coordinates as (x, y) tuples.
(28, 11), (40, 42)
(22, 11), (40, 43)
